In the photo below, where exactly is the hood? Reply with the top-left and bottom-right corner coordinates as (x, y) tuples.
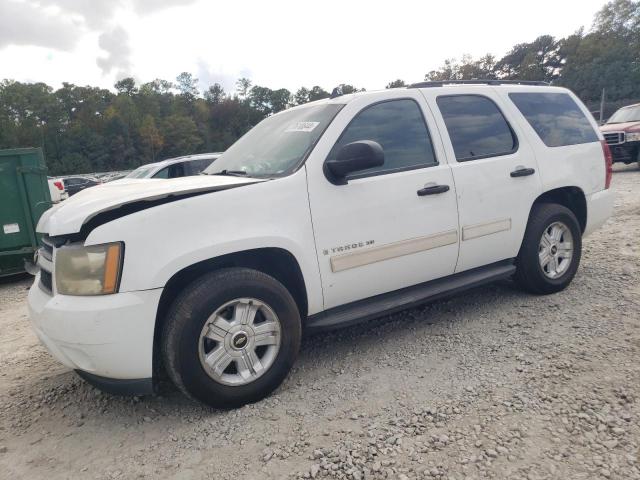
(600, 121), (640, 132)
(38, 175), (265, 237)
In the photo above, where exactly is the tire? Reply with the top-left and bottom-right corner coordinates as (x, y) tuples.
(515, 203), (582, 295)
(162, 268), (301, 408)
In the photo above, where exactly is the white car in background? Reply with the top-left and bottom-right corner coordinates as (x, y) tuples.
(47, 178), (68, 203)
(125, 153), (222, 180)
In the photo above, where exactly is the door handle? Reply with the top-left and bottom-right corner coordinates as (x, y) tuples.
(510, 167), (535, 178)
(417, 184), (450, 196)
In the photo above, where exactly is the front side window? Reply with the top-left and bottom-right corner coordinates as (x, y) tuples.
(509, 92), (598, 147)
(327, 99), (437, 177)
(203, 104), (344, 178)
(437, 95), (517, 161)
(126, 166), (154, 179)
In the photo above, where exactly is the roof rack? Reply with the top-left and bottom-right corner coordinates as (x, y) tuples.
(408, 79), (550, 88)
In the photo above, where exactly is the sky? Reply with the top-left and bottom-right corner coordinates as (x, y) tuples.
(0, 0), (610, 95)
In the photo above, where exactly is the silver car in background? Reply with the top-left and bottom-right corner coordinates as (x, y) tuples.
(125, 153), (222, 180)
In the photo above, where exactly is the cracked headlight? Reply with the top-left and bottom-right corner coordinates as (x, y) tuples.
(55, 242), (123, 295)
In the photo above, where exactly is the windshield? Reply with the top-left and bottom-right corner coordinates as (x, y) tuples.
(126, 165), (155, 178)
(607, 105), (640, 124)
(203, 103), (344, 177)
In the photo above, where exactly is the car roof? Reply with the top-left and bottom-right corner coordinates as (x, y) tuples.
(60, 175), (98, 180)
(617, 102), (640, 110)
(139, 152), (222, 169)
(294, 80), (566, 111)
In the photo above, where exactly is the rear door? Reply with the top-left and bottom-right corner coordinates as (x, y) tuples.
(305, 90), (460, 309)
(421, 87), (543, 272)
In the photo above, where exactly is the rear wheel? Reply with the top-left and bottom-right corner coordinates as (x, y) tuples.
(515, 203), (582, 295)
(162, 268), (301, 408)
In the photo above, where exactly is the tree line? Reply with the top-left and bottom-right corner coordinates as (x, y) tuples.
(0, 0), (638, 176)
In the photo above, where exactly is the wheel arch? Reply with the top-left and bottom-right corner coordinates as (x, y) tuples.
(530, 186), (587, 233)
(152, 247), (309, 381)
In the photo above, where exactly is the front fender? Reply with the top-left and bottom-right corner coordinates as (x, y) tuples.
(85, 172), (324, 315)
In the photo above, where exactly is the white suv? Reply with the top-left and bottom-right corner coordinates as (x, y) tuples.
(28, 81), (613, 408)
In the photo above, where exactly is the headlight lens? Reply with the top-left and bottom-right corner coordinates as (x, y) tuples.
(55, 242), (123, 295)
(626, 132), (640, 142)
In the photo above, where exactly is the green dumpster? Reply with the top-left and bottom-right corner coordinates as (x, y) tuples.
(0, 147), (52, 277)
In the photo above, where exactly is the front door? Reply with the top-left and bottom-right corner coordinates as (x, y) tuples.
(305, 90), (460, 310)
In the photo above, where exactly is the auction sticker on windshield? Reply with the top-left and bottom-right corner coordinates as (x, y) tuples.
(285, 121), (319, 132)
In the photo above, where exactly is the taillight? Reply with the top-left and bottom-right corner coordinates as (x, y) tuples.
(54, 181), (64, 191)
(600, 140), (613, 189)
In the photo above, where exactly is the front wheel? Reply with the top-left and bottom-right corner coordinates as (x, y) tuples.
(515, 203), (582, 295)
(162, 268), (301, 408)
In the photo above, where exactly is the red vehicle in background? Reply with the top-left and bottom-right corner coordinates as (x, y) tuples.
(47, 178), (68, 203)
(600, 103), (640, 166)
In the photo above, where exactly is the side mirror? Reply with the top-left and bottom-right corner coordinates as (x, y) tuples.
(324, 140), (384, 185)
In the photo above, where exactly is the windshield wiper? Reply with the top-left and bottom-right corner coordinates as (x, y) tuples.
(208, 170), (248, 177)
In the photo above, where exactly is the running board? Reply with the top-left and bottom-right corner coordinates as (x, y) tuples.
(305, 260), (516, 332)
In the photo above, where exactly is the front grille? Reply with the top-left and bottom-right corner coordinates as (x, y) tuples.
(40, 237), (53, 261)
(40, 269), (53, 294)
(603, 132), (625, 145)
(39, 235), (56, 294)
(610, 144), (637, 163)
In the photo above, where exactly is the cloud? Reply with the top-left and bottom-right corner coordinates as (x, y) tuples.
(34, 0), (120, 28)
(97, 27), (132, 78)
(0, 0), (81, 50)
(31, 0), (197, 29)
(0, 0), (196, 84)
(1, 0), (199, 75)
(196, 60), (248, 93)
(131, 0), (198, 15)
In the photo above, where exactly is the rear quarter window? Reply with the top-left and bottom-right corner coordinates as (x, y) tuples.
(509, 92), (599, 147)
(187, 158), (215, 175)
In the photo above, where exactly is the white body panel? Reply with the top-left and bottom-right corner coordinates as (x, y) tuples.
(584, 189), (614, 236)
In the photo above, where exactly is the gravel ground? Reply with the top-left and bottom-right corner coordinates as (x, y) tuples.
(1, 164), (638, 480)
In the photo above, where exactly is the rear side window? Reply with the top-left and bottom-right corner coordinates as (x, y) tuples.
(437, 95), (517, 161)
(509, 92), (599, 147)
(186, 158), (215, 175)
(328, 99), (437, 177)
